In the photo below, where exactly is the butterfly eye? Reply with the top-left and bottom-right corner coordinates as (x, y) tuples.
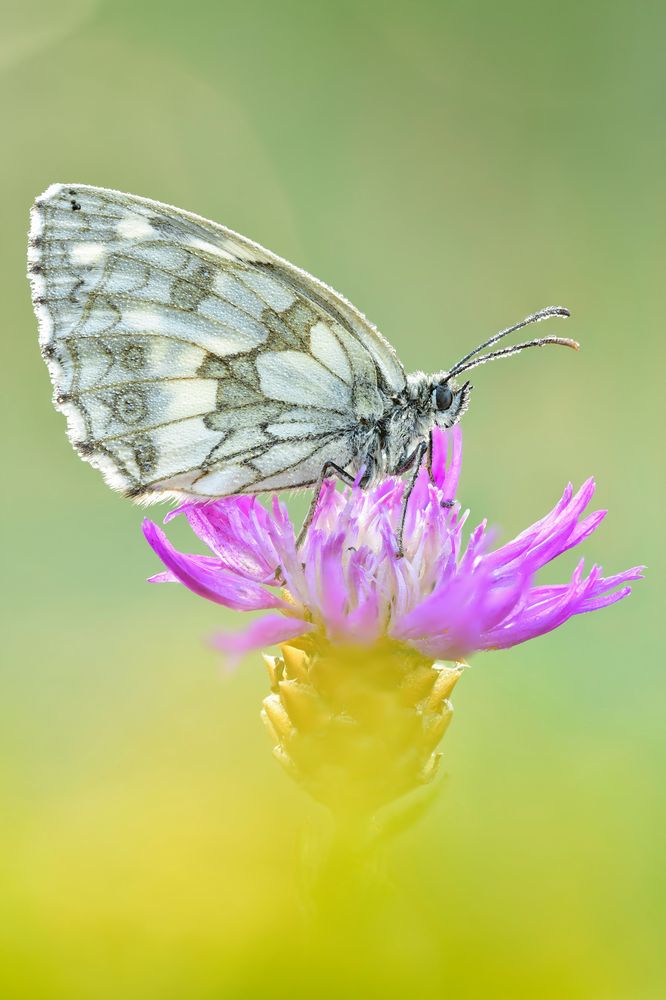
(434, 384), (453, 412)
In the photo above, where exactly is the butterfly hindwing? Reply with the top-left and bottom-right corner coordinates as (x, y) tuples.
(29, 183), (405, 500)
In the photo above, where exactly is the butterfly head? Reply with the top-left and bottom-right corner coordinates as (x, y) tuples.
(430, 378), (472, 429)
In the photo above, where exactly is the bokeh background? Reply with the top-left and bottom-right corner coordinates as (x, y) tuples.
(1, 1), (663, 997)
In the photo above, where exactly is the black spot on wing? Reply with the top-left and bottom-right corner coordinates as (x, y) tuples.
(170, 262), (214, 311)
(149, 215), (190, 239)
(118, 341), (148, 371)
(125, 485), (147, 499)
(132, 435), (158, 475)
(110, 387), (149, 425)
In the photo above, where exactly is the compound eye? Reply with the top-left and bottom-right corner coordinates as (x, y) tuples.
(434, 384), (453, 412)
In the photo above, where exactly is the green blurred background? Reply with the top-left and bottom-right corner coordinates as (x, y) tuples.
(1, 1), (662, 996)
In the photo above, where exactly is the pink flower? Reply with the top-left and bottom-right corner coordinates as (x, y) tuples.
(143, 428), (642, 661)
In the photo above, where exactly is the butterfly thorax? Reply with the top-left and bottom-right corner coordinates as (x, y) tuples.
(349, 372), (435, 484)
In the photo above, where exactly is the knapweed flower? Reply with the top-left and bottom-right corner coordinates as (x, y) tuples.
(143, 427), (641, 814)
(144, 426), (639, 661)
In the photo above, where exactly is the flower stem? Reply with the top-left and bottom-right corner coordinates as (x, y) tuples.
(305, 809), (387, 924)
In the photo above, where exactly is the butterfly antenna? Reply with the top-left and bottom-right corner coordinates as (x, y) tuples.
(448, 334), (579, 378)
(447, 306), (574, 379)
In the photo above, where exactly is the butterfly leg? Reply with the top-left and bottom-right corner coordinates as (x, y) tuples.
(396, 440), (428, 557)
(296, 461), (356, 548)
(395, 436), (454, 555)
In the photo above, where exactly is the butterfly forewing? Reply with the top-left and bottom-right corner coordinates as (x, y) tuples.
(29, 184), (405, 501)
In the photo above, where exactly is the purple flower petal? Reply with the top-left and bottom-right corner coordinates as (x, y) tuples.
(431, 424), (463, 498)
(143, 520), (285, 611)
(166, 497), (282, 584)
(212, 614), (314, 661)
(479, 561), (641, 649)
(149, 570), (179, 583)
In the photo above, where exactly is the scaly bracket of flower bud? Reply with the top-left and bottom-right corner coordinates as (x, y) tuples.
(261, 638), (464, 820)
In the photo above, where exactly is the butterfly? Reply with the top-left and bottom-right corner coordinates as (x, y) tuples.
(28, 184), (578, 544)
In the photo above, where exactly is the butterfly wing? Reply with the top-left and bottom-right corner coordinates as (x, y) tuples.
(28, 183), (406, 501)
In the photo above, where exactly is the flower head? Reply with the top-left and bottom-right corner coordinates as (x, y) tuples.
(143, 427), (641, 663)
